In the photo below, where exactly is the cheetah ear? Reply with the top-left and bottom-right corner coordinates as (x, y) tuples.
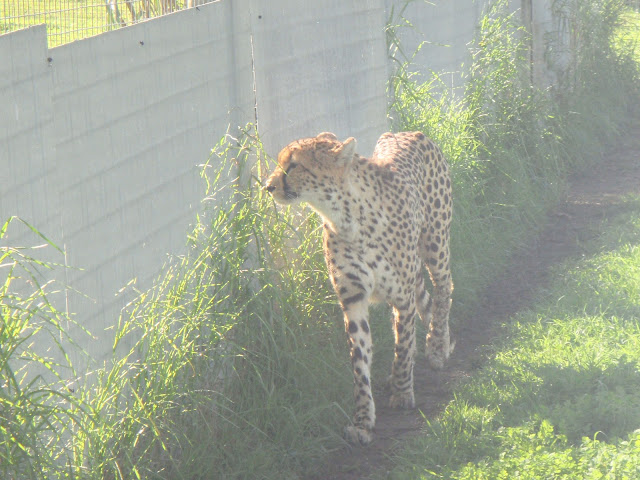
(334, 137), (357, 165)
(316, 132), (338, 141)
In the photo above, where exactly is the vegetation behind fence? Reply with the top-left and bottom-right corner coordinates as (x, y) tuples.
(0, 0), (213, 46)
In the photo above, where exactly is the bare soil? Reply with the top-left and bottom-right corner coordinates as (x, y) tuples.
(310, 118), (640, 480)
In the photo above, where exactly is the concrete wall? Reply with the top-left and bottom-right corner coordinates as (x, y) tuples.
(519, 0), (556, 88)
(0, 3), (254, 375)
(0, 25), (68, 378)
(1, 0), (553, 379)
(1, 25), (60, 252)
(249, 0), (388, 157)
(50, 2), (254, 370)
(387, 0), (487, 91)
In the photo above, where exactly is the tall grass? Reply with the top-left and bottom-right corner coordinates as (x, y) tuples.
(0, 217), (85, 479)
(381, 0), (640, 476)
(55, 128), (350, 479)
(2, 129), (349, 479)
(388, 0), (639, 320)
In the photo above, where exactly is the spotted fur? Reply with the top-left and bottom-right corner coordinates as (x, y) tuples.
(265, 131), (454, 445)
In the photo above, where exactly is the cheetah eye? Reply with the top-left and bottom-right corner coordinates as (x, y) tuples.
(285, 163), (298, 174)
(284, 162), (316, 179)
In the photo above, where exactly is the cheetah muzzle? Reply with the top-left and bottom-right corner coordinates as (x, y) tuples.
(265, 131), (454, 446)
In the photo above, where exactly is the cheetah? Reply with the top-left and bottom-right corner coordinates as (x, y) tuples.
(265, 131), (454, 445)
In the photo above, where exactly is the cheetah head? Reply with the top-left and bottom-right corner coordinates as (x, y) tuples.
(265, 132), (357, 208)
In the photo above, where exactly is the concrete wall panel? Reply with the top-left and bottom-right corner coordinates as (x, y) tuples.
(48, 1), (242, 367)
(0, 25), (60, 248)
(250, 0), (389, 157)
(0, 25), (70, 381)
(387, 0), (488, 91)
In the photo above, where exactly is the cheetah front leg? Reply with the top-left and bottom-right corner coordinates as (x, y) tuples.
(388, 302), (417, 409)
(341, 300), (376, 445)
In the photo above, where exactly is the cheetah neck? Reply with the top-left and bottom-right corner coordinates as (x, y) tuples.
(309, 160), (364, 240)
(314, 204), (356, 239)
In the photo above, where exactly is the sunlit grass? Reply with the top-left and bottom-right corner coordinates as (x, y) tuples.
(66, 129), (352, 478)
(386, 196), (640, 479)
(618, 8), (640, 62)
(0, 217), (85, 479)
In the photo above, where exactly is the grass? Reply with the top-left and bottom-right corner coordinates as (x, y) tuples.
(384, 195), (640, 479)
(1, 0), (639, 479)
(2, 128), (347, 479)
(0, 217), (85, 478)
(65, 128), (351, 479)
(617, 8), (640, 60)
(388, 2), (562, 323)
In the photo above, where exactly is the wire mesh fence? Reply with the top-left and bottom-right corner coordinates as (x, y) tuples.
(1, 0), (213, 47)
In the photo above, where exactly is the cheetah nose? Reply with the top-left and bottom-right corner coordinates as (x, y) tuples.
(265, 184), (276, 193)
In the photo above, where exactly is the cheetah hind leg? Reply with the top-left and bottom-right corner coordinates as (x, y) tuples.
(426, 317), (455, 370)
(417, 277), (454, 370)
(424, 285), (454, 370)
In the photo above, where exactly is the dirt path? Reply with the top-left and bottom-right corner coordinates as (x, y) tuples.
(311, 118), (640, 480)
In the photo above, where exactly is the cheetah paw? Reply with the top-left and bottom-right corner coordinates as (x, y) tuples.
(389, 391), (415, 409)
(383, 374), (394, 391)
(426, 338), (455, 370)
(426, 353), (445, 370)
(344, 425), (373, 446)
